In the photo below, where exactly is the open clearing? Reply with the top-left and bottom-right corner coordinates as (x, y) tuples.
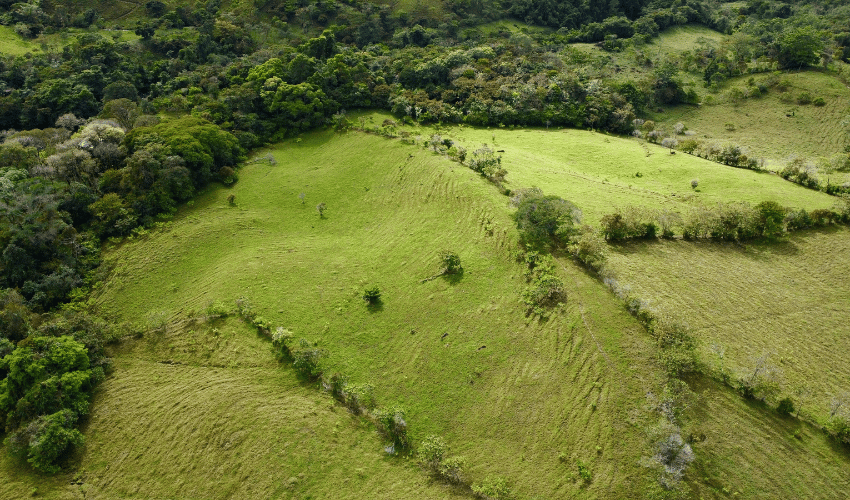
(658, 70), (850, 170)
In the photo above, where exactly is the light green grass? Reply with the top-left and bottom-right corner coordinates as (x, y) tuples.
(687, 378), (850, 499)
(605, 227), (850, 424)
(83, 130), (664, 498)
(422, 123), (836, 224)
(0, 318), (468, 500)
(6, 124), (849, 498)
(646, 24), (727, 57)
(0, 26), (42, 56)
(659, 70), (850, 170)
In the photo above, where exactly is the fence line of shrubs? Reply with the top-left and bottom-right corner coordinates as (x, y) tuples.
(232, 296), (524, 496)
(599, 198), (850, 244)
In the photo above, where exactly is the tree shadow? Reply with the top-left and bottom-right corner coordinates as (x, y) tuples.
(440, 268), (464, 285)
(366, 300), (384, 313)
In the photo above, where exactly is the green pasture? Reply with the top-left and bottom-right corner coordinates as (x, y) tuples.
(4, 124), (849, 498)
(0, 25), (42, 56)
(0, 318), (467, 500)
(405, 120), (836, 225)
(658, 70), (850, 171)
(84, 130), (665, 498)
(605, 226), (850, 424)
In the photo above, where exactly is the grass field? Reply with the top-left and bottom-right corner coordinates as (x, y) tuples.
(389, 116), (837, 225)
(0, 318), (469, 500)
(0, 26), (42, 56)
(605, 227), (850, 423)
(658, 70), (850, 171)
(3, 124), (849, 498)
(79, 130), (667, 498)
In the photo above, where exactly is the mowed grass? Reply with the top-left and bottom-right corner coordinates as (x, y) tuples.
(605, 227), (850, 424)
(427, 123), (836, 224)
(85, 129), (666, 498)
(0, 318), (467, 500)
(687, 378), (850, 499)
(659, 70), (850, 170)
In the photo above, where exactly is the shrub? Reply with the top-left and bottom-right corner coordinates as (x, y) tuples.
(438, 250), (462, 274)
(374, 405), (409, 449)
(569, 228), (606, 272)
(291, 339), (325, 379)
(652, 432), (695, 490)
(363, 285), (381, 304)
(600, 207), (657, 241)
(813, 97), (826, 106)
(521, 271), (565, 315)
(7, 409), (84, 473)
(776, 397), (795, 416)
(797, 92), (812, 105)
(785, 209), (812, 231)
(652, 321), (699, 377)
(755, 201), (786, 240)
(690, 179), (699, 189)
(828, 416), (850, 445)
(341, 382), (376, 414)
(271, 327), (295, 360)
(511, 188), (582, 248)
(472, 475), (512, 499)
(809, 209), (836, 226)
(577, 459), (592, 482)
(417, 435), (446, 472)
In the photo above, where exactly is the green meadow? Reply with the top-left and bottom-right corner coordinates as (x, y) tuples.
(606, 227), (850, 423)
(0, 25), (42, 56)
(4, 123), (848, 498)
(82, 130), (666, 498)
(659, 70), (850, 170)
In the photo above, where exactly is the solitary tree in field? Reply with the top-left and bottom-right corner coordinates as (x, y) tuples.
(316, 202), (326, 218)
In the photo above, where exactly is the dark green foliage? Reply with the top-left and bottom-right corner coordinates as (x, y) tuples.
(0, 335), (102, 472)
(511, 188), (581, 248)
(438, 250), (462, 274)
(291, 339), (325, 380)
(124, 117), (243, 189)
(776, 26), (823, 69)
(601, 208), (657, 241)
(652, 321), (699, 377)
(6, 409), (84, 473)
(776, 397), (795, 416)
(363, 285), (381, 304)
(755, 201), (787, 240)
(518, 252), (565, 316)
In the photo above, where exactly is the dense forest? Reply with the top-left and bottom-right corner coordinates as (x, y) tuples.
(1, 0), (849, 476)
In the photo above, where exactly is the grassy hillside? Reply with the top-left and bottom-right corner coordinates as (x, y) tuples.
(0, 25), (42, 56)
(396, 119), (836, 225)
(3, 124), (848, 498)
(606, 227), (850, 423)
(0, 318), (467, 500)
(81, 130), (667, 498)
(658, 70), (850, 170)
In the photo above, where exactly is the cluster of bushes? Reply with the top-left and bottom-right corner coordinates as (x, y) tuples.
(779, 156), (850, 195)
(599, 199), (850, 244)
(516, 251), (566, 317)
(0, 308), (118, 472)
(416, 435), (467, 484)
